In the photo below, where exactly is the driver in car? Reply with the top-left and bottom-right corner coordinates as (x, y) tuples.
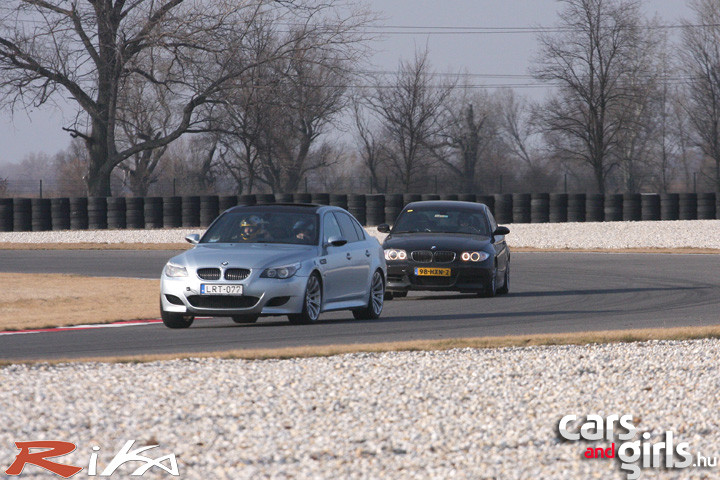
(238, 217), (272, 242)
(293, 219), (316, 244)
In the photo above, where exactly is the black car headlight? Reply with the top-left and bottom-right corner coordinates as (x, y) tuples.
(261, 263), (301, 279)
(384, 249), (407, 261)
(461, 251), (490, 262)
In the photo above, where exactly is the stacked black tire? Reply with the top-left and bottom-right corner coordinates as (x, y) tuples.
(493, 194), (513, 224)
(0, 198), (13, 231)
(144, 197), (163, 228)
(641, 194), (660, 221)
(13, 198), (32, 232)
(107, 197), (126, 229)
(31, 198), (51, 231)
(567, 194), (586, 222)
(697, 193), (716, 220)
(126, 197), (144, 228)
(329, 194), (348, 210)
(660, 193), (679, 220)
(604, 194), (623, 221)
(531, 193), (550, 223)
(623, 194), (641, 221)
(182, 196), (201, 227)
(586, 194), (604, 222)
(347, 194), (366, 225)
(70, 197), (88, 230)
(88, 197), (107, 230)
(163, 196), (182, 228)
(365, 194), (385, 225)
(678, 193), (697, 220)
(311, 193), (330, 205)
(512, 194), (531, 223)
(200, 196), (219, 226)
(384, 194), (404, 224)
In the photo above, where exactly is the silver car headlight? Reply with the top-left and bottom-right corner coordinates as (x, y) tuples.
(384, 249), (407, 261)
(261, 262), (301, 279)
(164, 262), (189, 277)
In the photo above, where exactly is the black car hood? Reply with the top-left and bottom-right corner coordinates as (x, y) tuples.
(383, 232), (492, 251)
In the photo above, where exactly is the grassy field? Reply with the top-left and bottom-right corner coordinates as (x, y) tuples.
(0, 273), (158, 330)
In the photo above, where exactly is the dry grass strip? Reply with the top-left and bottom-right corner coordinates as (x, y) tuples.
(5, 324), (720, 366)
(0, 273), (158, 331)
(0, 243), (189, 250)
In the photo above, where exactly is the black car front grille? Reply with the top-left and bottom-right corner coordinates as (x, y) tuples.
(225, 268), (250, 281)
(197, 268), (221, 280)
(411, 250), (433, 263)
(187, 295), (260, 309)
(410, 275), (456, 286)
(433, 251), (456, 263)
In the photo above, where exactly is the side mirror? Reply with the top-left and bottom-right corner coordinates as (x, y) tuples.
(493, 226), (510, 237)
(185, 234), (200, 244)
(326, 236), (348, 247)
(377, 223), (391, 233)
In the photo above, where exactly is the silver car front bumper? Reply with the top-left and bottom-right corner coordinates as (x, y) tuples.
(160, 273), (308, 317)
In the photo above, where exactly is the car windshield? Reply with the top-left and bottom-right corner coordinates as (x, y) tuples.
(392, 207), (490, 236)
(201, 210), (319, 245)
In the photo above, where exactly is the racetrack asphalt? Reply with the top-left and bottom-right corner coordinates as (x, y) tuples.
(0, 250), (718, 361)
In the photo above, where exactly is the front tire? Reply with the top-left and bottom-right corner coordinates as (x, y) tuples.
(289, 273), (322, 325)
(497, 263), (510, 295)
(353, 270), (385, 320)
(160, 302), (194, 329)
(478, 266), (497, 298)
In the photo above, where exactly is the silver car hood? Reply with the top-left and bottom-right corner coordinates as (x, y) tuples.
(171, 243), (317, 270)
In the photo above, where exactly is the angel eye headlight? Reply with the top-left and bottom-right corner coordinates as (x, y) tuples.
(384, 249), (407, 261)
(461, 251), (490, 262)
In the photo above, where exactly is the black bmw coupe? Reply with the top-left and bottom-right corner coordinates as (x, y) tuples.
(377, 200), (510, 298)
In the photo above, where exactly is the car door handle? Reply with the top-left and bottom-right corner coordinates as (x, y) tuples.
(365, 250), (371, 257)
(346, 253), (352, 260)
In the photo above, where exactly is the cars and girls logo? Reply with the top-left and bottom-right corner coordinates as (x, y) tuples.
(559, 414), (718, 479)
(4, 440), (179, 477)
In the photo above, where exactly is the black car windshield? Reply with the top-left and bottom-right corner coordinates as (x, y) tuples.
(201, 210), (319, 245)
(392, 207), (490, 235)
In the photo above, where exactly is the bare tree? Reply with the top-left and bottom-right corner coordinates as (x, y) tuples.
(364, 49), (455, 191)
(680, 0), (720, 194)
(352, 94), (387, 192)
(116, 75), (173, 196)
(429, 87), (496, 193)
(532, 0), (654, 193)
(0, 0), (373, 196)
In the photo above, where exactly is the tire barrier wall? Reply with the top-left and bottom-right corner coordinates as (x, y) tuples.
(0, 192), (718, 230)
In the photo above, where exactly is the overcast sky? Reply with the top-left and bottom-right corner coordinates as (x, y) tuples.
(0, 0), (693, 166)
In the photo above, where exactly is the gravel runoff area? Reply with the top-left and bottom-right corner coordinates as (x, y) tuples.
(2, 222), (720, 479)
(2, 340), (720, 479)
(1, 219), (720, 249)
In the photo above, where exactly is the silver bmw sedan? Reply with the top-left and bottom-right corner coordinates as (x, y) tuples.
(160, 204), (386, 328)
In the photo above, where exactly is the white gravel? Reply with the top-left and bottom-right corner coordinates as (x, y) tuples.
(1, 340), (719, 479)
(2, 220), (720, 249)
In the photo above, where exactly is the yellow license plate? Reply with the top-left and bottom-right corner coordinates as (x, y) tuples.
(414, 267), (451, 277)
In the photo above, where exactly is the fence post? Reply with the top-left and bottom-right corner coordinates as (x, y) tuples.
(39, 179), (43, 199)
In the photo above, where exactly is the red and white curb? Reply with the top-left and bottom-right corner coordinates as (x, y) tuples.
(0, 319), (163, 336)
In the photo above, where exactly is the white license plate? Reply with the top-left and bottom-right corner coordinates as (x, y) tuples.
(200, 284), (243, 295)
